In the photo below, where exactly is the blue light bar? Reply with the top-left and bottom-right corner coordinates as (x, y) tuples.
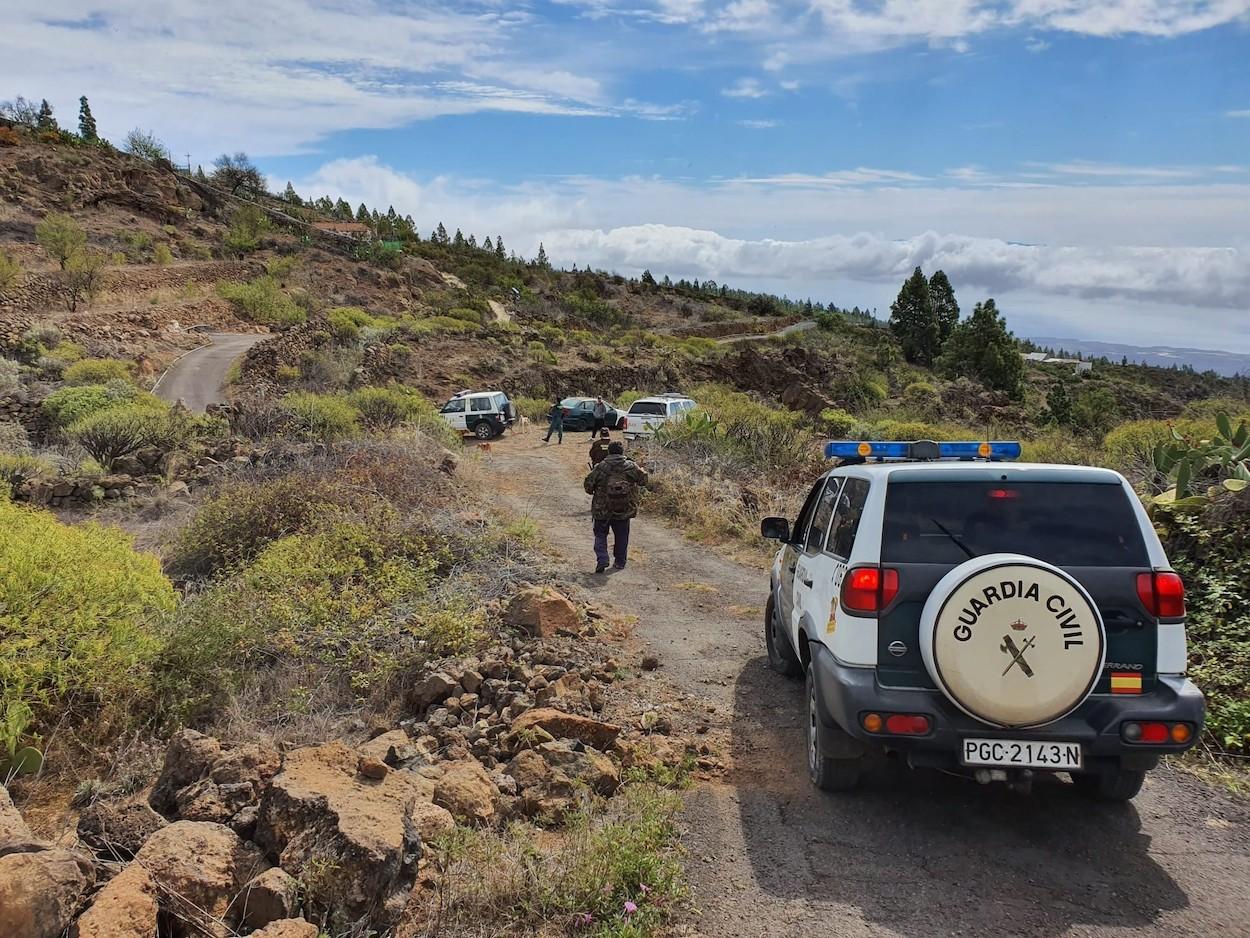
(823, 440), (1022, 461)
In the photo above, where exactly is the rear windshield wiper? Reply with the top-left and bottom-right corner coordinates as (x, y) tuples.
(931, 518), (976, 560)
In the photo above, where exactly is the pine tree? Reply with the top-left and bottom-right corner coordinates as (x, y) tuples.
(467, 234), (477, 249)
(937, 298), (1025, 399)
(335, 199), (353, 220)
(355, 203), (370, 224)
(483, 236), (494, 253)
(495, 236), (506, 259)
(640, 268), (656, 286)
(535, 242), (550, 269)
(1046, 380), (1074, 425)
(928, 269), (960, 346)
(888, 266), (940, 365)
(77, 96), (97, 142)
(282, 182), (302, 205)
(435, 223), (449, 245)
(36, 99), (57, 132)
(452, 228), (465, 248)
(195, 165), (207, 182)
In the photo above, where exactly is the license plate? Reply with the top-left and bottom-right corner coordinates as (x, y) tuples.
(961, 739), (1082, 770)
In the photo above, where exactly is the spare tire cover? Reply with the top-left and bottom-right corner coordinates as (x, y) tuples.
(919, 553), (1106, 728)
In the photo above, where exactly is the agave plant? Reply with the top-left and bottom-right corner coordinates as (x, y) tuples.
(1, 700), (44, 777)
(1152, 411), (1250, 507)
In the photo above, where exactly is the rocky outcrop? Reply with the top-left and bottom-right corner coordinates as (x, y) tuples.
(77, 799), (167, 860)
(433, 760), (497, 825)
(0, 784), (31, 842)
(238, 867), (301, 931)
(505, 586), (581, 639)
(510, 708), (622, 750)
(133, 820), (269, 937)
(73, 863), (159, 938)
(149, 730), (278, 836)
(254, 741), (423, 931)
(0, 845), (96, 938)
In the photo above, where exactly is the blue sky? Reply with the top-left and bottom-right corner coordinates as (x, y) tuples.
(4, 0), (1250, 349)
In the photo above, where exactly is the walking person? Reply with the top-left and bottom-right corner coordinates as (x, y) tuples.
(588, 427), (612, 467)
(591, 397), (609, 433)
(583, 441), (648, 573)
(543, 396), (565, 444)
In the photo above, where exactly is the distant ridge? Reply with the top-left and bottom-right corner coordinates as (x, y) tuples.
(1029, 337), (1250, 377)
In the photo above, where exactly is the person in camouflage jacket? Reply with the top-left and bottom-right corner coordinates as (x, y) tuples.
(583, 442), (649, 572)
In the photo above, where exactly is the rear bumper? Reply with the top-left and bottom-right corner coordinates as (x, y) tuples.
(809, 643), (1205, 772)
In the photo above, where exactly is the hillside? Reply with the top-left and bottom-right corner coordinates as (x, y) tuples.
(3, 116), (1250, 938)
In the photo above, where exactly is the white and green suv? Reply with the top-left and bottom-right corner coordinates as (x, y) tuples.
(761, 440), (1205, 802)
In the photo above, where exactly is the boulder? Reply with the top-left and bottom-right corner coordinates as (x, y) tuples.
(539, 742), (619, 795)
(0, 784), (30, 843)
(254, 742), (423, 931)
(149, 730), (222, 815)
(134, 820), (269, 936)
(0, 847), (95, 938)
(507, 749), (552, 791)
(76, 800), (167, 860)
(73, 863), (159, 938)
(409, 801), (456, 841)
(209, 744), (280, 792)
(433, 760), (496, 825)
(249, 920), (318, 938)
(408, 672), (458, 711)
(505, 586), (581, 639)
(359, 729), (416, 766)
(239, 867), (300, 931)
(510, 708), (622, 750)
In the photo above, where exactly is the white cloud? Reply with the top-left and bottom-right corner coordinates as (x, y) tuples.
(731, 168), (929, 186)
(736, 118), (782, 128)
(1227, 108), (1250, 118)
(722, 77), (770, 98)
(287, 157), (1250, 350)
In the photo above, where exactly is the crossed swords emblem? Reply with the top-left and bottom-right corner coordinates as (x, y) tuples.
(1000, 634), (1036, 677)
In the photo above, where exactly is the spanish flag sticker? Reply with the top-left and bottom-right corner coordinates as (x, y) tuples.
(1110, 672), (1143, 695)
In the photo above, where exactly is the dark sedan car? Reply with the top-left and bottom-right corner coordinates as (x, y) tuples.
(557, 397), (627, 432)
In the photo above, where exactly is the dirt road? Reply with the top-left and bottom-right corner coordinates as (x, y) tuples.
(153, 333), (266, 412)
(486, 430), (1250, 938)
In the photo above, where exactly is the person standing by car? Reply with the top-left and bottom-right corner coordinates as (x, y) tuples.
(583, 441), (648, 573)
(544, 396), (565, 444)
(592, 397), (609, 433)
(588, 427), (612, 466)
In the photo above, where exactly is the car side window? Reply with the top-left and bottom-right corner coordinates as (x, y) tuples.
(442, 399), (465, 413)
(806, 478), (843, 552)
(826, 478), (871, 558)
(791, 478), (828, 546)
(471, 397), (491, 412)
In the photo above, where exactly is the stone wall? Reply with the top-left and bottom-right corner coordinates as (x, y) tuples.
(0, 388), (49, 438)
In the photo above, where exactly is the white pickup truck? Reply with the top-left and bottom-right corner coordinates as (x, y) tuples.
(623, 393), (697, 440)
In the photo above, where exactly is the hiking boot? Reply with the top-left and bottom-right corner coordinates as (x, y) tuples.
(613, 561), (626, 570)
(595, 562), (608, 574)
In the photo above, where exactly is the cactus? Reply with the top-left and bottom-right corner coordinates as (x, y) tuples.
(1152, 411), (1250, 505)
(1, 701), (43, 776)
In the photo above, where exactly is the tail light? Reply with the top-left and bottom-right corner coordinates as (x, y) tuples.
(1122, 721), (1193, 745)
(841, 566), (899, 614)
(1136, 571), (1186, 618)
(860, 712), (932, 736)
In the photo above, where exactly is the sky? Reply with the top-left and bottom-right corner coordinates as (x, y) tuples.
(4, 0), (1250, 350)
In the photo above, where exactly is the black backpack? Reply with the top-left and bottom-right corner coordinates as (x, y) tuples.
(604, 475), (635, 515)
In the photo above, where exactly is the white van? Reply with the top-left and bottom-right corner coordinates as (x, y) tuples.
(623, 393), (697, 440)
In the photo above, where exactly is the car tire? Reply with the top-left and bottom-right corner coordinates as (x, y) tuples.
(473, 421), (497, 440)
(806, 664), (861, 792)
(765, 595), (802, 678)
(1073, 768), (1145, 802)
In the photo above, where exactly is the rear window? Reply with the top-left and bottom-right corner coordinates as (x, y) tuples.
(629, 401), (667, 416)
(882, 481), (1148, 567)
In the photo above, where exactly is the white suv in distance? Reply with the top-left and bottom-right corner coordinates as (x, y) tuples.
(438, 390), (516, 439)
(760, 439), (1204, 802)
(623, 393), (697, 440)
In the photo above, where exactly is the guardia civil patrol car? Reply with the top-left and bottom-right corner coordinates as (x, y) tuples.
(761, 440), (1205, 801)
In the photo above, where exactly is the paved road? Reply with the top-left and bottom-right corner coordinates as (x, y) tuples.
(488, 433), (1250, 938)
(153, 333), (266, 412)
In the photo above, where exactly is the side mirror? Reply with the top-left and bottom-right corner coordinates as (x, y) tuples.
(760, 517), (790, 541)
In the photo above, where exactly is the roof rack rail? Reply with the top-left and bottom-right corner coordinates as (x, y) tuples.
(824, 440), (1022, 462)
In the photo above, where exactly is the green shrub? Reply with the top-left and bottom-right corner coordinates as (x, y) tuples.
(830, 370), (888, 408)
(1181, 398), (1250, 421)
(903, 380), (938, 402)
(0, 421), (31, 454)
(281, 391), (360, 440)
(1103, 419), (1215, 477)
(853, 418), (983, 443)
(819, 407), (856, 437)
(217, 276), (306, 326)
(153, 243), (173, 265)
(528, 341), (557, 364)
(42, 382), (155, 427)
(1020, 429), (1103, 466)
(0, 498), (176, 748)
(68, 403), (177, 468)
(446, 306), (484, 325)
(223, 204), (270, 255)
(614, 390), (644, 409)
(346, 386), (435, 429)
(265, 255), (299, 279)
(0, 249), (20, 292)
(63, 357), (136, 386)
(326, 306), (377, 342)
(0, 454), (53, 495)
(35, 212), (86, 269)
(514, 396), (554, 422)
(0, 357), (19, 392)
(46, 340), (86, 364)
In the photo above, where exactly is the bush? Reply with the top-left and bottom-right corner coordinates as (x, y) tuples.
(346, 386), (436, 429)
(446, 306), (484, 325)
(0, 498), (176, 749)
(830, 370), (888, 408)
(281, 391), (360, 440)
(63, 357), (136, 386)
(0, 453), (53, 495)
(217, 277), (305, 326)
(0, 357), (19, 392)
(819, 407), (856, 437)
(514, 396), (554, 422)
(223, 204), (270, 255)
(0, 421), (31, 454)
(68, 404), (173, 468)
(42, 382), (155, 427)
(35, 212), (86, 269)
(46, 340), (85, 364)
(0, 249), (20, 292)
(1102, 419), (1215, 478)
(153, 243), (173, 266)
(122, 128), (170, 162)
(1020, 429), (1103, 467)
